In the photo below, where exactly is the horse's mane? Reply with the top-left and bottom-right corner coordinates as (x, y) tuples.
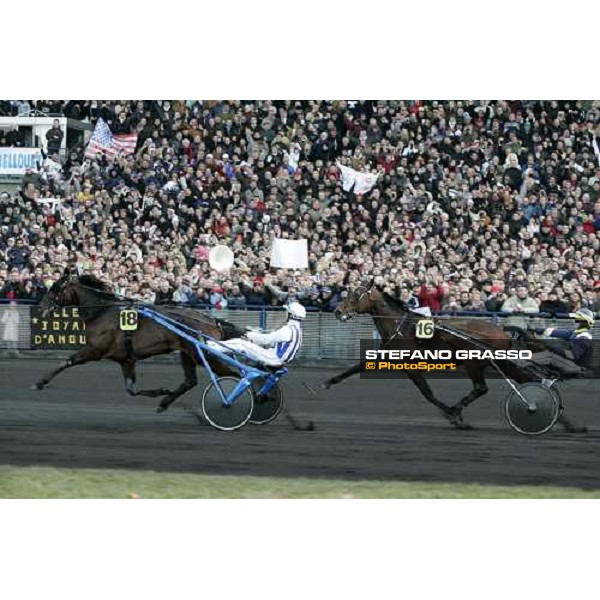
(77, 274), (112, 293)
(381, 291), (409, 312)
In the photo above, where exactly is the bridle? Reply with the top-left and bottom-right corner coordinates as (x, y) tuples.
(339, 285), (408, 341)
(338, 285), (374, 321)
(42, 276), (117, 316)
(41, 276), (73, 316)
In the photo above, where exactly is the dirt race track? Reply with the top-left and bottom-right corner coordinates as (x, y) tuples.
(1, 358), (599, 490)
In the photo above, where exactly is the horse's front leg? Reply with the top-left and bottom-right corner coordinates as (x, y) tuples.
(120, 360), (174, 398)
(321, 362), (363, 389)
(31, 346), (103, 390)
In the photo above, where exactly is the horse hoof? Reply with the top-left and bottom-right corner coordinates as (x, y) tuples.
(31, 383), (44, 391)
(295, 422), (315, 432)
(444, 407), (473, 430)
(320, 382), (331, 390)
(156, 404), (168, 414)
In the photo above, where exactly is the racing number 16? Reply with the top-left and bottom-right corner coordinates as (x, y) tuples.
(119, 310), (139, 331)
(416, 319), (435, 339)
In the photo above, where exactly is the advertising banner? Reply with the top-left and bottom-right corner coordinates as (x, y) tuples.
(30, 306), (86, 349)
(0, 148), (43, 175)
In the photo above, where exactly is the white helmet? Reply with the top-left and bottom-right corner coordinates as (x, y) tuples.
(285, 301), (306, 321)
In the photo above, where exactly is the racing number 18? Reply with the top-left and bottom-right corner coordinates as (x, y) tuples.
(119, 310), (139, 331)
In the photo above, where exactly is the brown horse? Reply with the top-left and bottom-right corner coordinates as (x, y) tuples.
(34, 271), (243, 413)
(324, 281), (583, 432)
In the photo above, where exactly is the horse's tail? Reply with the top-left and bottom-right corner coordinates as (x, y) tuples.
(503, 324), (534, 342)
(216, 318), (245, 340)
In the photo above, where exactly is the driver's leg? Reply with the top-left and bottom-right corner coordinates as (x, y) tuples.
(211, 339), (283, 367)
(532, 350), (585, 376)
(233, 342), (283, 367)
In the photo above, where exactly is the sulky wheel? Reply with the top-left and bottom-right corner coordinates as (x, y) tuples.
(504, 382), (560, 435)
(201, 376), (254, 431)
(249, 380), (284, 426)
(549, 384), (564, 411)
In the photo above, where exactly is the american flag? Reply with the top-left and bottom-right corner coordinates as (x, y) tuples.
(85, 118), (138, 159)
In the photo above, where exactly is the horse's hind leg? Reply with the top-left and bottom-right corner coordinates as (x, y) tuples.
(447, 364), (488, 426)
(156, 352), (198, 414)
(557, 413), (588, 434)
(408, 372), (472, 430)
(31, 347), (102, 390)
(120, 361), (174, 398)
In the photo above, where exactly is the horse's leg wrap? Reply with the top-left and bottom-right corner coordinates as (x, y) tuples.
(125, 378), (136, 395)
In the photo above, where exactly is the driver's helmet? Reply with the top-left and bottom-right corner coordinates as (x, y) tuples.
(574, 308), (595, 328)
(285, 301), (306, 321)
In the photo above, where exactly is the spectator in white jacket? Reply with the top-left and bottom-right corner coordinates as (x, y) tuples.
(1, 301), (20, 349)
(500, 286), (540, 314)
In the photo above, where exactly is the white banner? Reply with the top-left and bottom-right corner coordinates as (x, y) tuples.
(35, 197), (63, 212)
(270, 238), (308, 269)
(593, 135), (600, 167)
(0, 148), (43, 175)
(337, 162), (379, 195)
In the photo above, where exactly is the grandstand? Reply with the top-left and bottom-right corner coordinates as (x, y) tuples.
(1, 100), (600, 318)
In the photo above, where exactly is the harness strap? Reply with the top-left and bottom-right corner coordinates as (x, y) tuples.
(122, 329), (136, 360)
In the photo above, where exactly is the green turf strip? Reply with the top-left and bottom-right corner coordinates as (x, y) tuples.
(1, 466), (599, 498)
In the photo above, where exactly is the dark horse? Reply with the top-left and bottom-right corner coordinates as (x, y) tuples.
(35, 270), (245, 414)
(324, 282), (583, 432)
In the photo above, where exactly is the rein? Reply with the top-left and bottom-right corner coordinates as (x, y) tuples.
(46, 278), (227, 336)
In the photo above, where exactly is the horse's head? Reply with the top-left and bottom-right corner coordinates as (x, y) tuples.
(37, 268), (80, 317)
(335, 279), (377, 322)
(38, 269), (116, 319)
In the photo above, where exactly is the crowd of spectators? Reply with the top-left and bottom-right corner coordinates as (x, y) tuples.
(2, 99), (600, 316)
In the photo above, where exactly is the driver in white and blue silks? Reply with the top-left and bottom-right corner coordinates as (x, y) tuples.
(207, 302), (305, 368)
(529, 308), (594, 378)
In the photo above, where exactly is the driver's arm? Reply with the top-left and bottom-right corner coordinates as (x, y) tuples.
(542, 328), (571, 340)
(246, 326), (291, 347)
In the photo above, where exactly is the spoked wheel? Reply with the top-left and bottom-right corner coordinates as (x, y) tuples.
(249, 380), (284, 425)
(505, 382), (560, 435)
(201, 376), (254, 431)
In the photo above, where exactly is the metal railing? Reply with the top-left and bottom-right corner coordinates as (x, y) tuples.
(0, 302), (590, 358)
